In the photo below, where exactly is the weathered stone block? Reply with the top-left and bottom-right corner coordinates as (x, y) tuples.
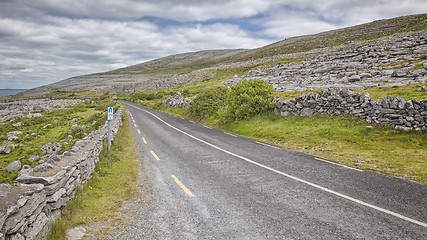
(351, 109), (364, 114)
(405, 101), (414, 110)
(387, 114), (401, 119)
(381, 109), (396, 114)
(301, 108), (314, 116)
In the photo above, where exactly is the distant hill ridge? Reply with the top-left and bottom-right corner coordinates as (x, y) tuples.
(0, 89), (27, 98)
(17, 13), (427, 98)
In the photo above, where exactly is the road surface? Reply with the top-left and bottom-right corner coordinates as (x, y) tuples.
(117, 101), (427, 239)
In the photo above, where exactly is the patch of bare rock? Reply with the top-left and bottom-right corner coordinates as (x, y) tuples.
(0, 99), (83, 123)
(220, 31), (427, 91)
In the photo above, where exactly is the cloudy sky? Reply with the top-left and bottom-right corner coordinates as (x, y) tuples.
(1, 0), (426, 89)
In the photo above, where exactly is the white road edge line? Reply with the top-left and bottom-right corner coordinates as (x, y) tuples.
(128, 103), (427, 228)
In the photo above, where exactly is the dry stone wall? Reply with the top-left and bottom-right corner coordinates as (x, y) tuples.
(0, 109), (124, 240)
(274, 89), (427, 131)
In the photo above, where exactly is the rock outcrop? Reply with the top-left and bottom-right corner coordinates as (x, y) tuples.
(223, 31), (427, 91)
(0, 99), (82, 123)
(162, 92), (192, 108)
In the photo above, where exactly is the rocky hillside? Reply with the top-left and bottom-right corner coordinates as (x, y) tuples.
(16, 14), (427, 98)
(224, 31), (427, 91)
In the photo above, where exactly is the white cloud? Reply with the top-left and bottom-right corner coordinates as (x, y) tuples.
(3, 0), (279, 21)
(0, 12), (269, 88)
(248, 0), (427, 39)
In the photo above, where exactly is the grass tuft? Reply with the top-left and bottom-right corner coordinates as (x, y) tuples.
(223, 114), (427, 183)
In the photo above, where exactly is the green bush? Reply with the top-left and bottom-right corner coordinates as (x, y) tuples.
(130, 92), (156, 101)
(222, 79), (275, 121)
(188, 86), (229, 120)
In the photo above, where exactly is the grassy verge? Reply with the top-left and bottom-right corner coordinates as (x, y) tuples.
(274, 82), (427, 100)
(221, 114), (427, 184)
(48, 109), (140, 239)
(355, 82), (427, 100)
(126, 83), (427, 184)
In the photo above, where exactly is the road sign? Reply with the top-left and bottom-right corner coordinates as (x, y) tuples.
(107, 107), (114, 121)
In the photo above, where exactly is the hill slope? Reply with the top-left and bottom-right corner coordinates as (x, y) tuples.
(17, 13), (427, 98)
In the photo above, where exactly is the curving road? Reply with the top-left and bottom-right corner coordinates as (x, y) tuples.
(118, 101), (427, 239)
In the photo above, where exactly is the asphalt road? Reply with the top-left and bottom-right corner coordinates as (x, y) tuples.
(119, 101), (427, 239)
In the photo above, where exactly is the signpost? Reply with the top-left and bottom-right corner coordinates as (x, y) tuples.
(107, 107), (114, 154)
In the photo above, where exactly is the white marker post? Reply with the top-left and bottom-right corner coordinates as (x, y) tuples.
(107, 107), (114, 154)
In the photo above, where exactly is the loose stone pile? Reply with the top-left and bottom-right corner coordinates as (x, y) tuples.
(162, 92), (192, 108)
(0, 109), (124, 240)
(274, 89), (427, 131)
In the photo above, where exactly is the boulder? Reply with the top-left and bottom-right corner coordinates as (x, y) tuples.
(18, 165), (31, 176)
(417, 86), (427, 92)
(162, 92), (192, 108)
(66, 226), (86, 240)
(7, 131), (22, 141)
(28, 155), (40, 162)
(4, 160), (21, 172)
(33, 163), (54, 173)
(348, 75), (361, 82)
(391, 69), (409, 77)
(0, 146), (11, 154)
(41, 142), (62, 154)
(32, 105), (45, 113)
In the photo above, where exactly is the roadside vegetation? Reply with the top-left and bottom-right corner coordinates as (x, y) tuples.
(125, 81), (427, 184)
(0, 93), (119, 183)
(48, 109), (140, 239)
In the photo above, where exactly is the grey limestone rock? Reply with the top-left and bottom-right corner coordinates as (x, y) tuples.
(4, 160), (21, 172)
(41, 142), (62, 154)
(162, 92), (192, 108)
(32, 163), (54, 173)
(0, 146), (11, 154)
(18, 165), (31, 176)
(7, 131), (22, 141)
(28, 155), (40, 162)
(66, 226), (86, 240)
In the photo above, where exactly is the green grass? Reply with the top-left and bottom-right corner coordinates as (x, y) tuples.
(0, 100), (119, 184)
(221, 114), (427, 184)
(48, 110), (140, 239)
(356, 82), (427, 100)
(273, 83), (427, 101)
(275, 89), (323, 99)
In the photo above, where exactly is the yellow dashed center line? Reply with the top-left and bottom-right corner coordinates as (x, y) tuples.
(137, 129), (141, 134)
(189, 120), (196, 123)
(134, 123), (137, 128)
(150, 151), (160, 161)
(314, 157), (363, 172)
(171, 175), (195, 197)
(256, 141), (280, 149)
(142, 137), (147, 144)
(203, 125), (212, 129)
(223, 132), (238, 137)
